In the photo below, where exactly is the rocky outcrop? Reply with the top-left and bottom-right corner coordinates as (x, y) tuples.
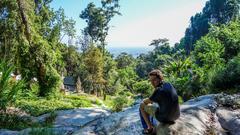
(156, 95), (225, 135)
(74, 94), (240, 135)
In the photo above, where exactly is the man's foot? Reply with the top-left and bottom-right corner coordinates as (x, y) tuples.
(142, 128), (153, 134)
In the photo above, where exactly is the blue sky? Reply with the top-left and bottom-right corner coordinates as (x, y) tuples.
(51, 0), (208, 48)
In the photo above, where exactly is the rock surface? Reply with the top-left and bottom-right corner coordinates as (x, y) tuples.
(0, 107), (110, 135)
(38, 108), (110, 128)
(216, 108), (240, 135)
(73, 103), (144, 135)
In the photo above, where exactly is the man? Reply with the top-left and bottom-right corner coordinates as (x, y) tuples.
(140, 69), (180, 134)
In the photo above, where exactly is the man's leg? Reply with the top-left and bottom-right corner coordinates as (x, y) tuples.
(139, 108), (148, 129)
(139, 108), (156, 129)
(140, 103), (154, 129)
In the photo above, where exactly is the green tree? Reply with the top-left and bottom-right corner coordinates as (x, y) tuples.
(83, 45), (105, 96)
(0, 0), (68, 96)
(17, 0), (62, 96)
(117, 67), (138, 93)
(62, 45), (81, 76)
(149, 38), (172, 55)
(80, 0), (120, 51)
(193, 36), (225, 69)
(115, 52), (135, 69)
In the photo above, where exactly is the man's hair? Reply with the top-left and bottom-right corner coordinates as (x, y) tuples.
(148, 69), (164, 81)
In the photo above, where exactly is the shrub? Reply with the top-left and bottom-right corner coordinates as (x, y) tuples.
(210, 54), (240, 92)
(38, 67), (61, 97)
(28, 128), (55, 135)
(0, 61), (25, 111)
(15, 94), (94, 116)
(44, 111), (57, 126)
(111, 96), (128, 112)
(0, 113), (35, 130)
(133, 80), (153, 97)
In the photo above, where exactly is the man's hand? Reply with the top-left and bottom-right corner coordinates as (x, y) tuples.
(143, 98), (153, 105)
(140, 98), (153, 111)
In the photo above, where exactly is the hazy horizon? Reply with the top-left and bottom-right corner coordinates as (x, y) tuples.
(51, 0), (208, 48)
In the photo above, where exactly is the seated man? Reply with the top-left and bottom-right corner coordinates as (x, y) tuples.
(140, 69), (180, 134)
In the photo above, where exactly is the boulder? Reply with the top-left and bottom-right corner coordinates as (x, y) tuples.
(216, 108), (240, 135)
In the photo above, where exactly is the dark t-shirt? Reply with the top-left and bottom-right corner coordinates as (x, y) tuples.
(149, 82), (180, 123)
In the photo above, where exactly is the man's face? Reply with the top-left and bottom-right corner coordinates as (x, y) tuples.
(149, 75), (160, 88)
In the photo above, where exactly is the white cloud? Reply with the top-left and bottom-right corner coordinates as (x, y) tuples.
(106, 1), (206, 47)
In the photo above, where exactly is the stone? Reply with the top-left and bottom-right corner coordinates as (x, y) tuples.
(216, 108), (240, 135)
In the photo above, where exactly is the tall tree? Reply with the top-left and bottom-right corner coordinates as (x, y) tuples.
(83, 44), (105, 96)
(80, 0), (120, 54)
(16, 0), (61, 96)
(0, 0), (69, 96)
(62, 45), (81, 76)
(80, 0), (121, 99)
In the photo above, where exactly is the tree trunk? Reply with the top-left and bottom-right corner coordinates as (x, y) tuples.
(38, 63), (47, 97)
(103, 86), (106, 100)
(17, 0), (31, 43)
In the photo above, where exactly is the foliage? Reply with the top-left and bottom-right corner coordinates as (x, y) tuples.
(103, 53), (120, 96)
(115, 52), (135, 69)
(28, 128), (56, 135)
(80, 0), (121, 100)
(132, 80), (153, 97)
(0, 0), (70, 97)
(150, 38), (173, 55)
(0, 111), (58, 131)
(210, 54), (240, 91)
(111, 95), (130, 112)
(0, 61), (25, 111)
(80, 0), (120, 47)
(163, 56), (205, 100)
(117, 66), (138, 93)
(15, 94), (99, 116)
(210, 20), (240, 60)
(183, 0), (240, 54)
(193, 36), (225, 68)
(83, 44), (105, 96)
(0, 113), (36, 130)
(61, 45), (82, 76)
